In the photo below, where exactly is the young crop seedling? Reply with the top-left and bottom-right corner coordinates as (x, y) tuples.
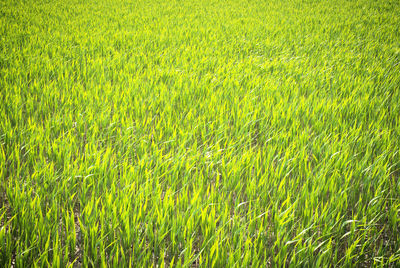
(1, 0), (399, 266)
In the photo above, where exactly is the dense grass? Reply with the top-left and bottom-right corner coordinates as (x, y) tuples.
(1, 0), (400, 266)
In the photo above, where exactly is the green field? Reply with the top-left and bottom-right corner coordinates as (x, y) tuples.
(1, 0), (400, 266)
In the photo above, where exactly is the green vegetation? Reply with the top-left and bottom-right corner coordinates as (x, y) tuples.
(1, 0), (400, 266)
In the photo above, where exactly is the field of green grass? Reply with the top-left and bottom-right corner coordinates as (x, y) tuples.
(1, 0), (400, 266)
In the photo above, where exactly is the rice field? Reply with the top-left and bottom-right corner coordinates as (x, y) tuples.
(1, 0), (400, 266)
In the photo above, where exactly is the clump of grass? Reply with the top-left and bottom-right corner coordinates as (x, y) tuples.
(1, 0), (400, 266)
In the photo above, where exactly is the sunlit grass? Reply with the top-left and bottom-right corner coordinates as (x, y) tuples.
(1, 0), (400, 266)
